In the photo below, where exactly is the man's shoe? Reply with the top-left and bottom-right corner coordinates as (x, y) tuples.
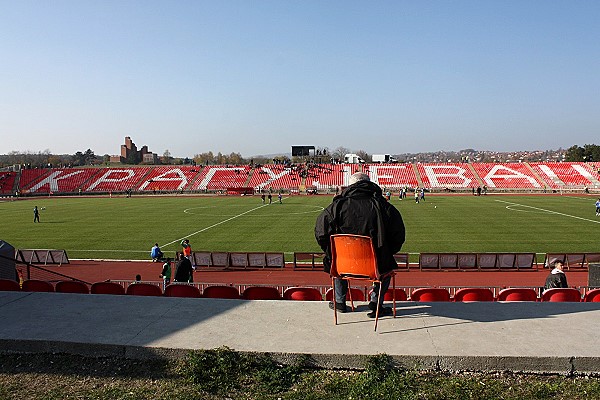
(328, 301), (347, 313)
(368, 301), (377, 311)
(367, 306), (393, 318)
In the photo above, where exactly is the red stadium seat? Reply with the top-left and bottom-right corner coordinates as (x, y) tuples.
(497, 288), (538, 302)
(164, 284), (201, 298)
(126, 283), (163, 296)
(55, 281), (89, 294)
(22, 280), (54, 292)
(283, 287), (323, 301)
(584, 289), (600, 302)
(541, 288), (581, 302)
(325, 287), (366, 302)
(410, 288), (450, 302)
(91, 281), (126, 295)
(202, 285), (240, 299)
(0, 279), (20, 292)
(242, 286), (281, 300)
(454, 288), (495, 302)
(384, 288), (408, 302)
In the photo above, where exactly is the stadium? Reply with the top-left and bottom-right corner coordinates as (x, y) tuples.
(4, 0), (600, 394)
(2, 159), (600, 300)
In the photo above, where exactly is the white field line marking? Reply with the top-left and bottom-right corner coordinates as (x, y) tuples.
(495, 199), (600, 225)
(163, 201), (277, 248)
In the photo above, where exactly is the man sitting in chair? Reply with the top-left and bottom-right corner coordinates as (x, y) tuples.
(315, 172), (405, 317)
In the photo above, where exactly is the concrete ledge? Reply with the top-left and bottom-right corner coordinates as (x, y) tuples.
(2, 292), (600, 374)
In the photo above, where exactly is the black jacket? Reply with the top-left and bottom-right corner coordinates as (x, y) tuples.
(174, 258), (194, 283)
(314, 180), (405, 274)
(544, 270), (568, 290)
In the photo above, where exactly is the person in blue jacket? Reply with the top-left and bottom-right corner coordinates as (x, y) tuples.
(150, 243), (163, 262)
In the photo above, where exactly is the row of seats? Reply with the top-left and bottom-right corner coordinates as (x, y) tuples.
(2, 279), (598, 302)
(15, 162), (600, 194)
(293, 252), (598, 271)
(0, 171), (17, 194)
(530, 162), (598, 189)
(247, 166), (302, 191)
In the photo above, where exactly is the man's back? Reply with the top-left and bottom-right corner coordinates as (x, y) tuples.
(315, 179), (405, 274)
(174, 258), (193, 282)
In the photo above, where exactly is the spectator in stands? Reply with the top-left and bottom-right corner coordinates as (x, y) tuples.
(33, 206), (40, 223)
(160, 258), (172, 290)
(150, 243), (163, 262)
(315, 172), (405, 317)
(544, 259), (568, 291)
(133, 274), (142, 283)
(181, 239), (193, 266)
(174, 253), (194, 283)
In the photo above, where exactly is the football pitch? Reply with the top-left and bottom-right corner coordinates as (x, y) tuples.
(2, 193), (599, 261)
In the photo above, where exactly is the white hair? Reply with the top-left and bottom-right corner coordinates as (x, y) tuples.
(349, 172), (370, 185)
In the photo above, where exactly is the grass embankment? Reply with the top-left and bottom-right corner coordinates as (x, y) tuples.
(1, 348), (600, 399)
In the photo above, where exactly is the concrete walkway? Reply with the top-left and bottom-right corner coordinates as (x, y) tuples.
(1, 291), (600, 374)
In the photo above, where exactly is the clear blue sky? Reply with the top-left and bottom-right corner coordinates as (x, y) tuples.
(1, 1), (599, 158)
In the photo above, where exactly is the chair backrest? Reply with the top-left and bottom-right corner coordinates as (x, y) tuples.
(242, 286), (281, 300)
(384, 288), (408, 301)
(325, 287), (366, 302)
(126, 283), (163, 296)
(541, 288), (581, 302)
(22, 279), (54, 292)
(584, 289), (600, 302)
(454, 288), (494, 302)
(330, 234), (378, 280)
(202, 285), (240, 299)
(164, 284), (202, 298)
(497, 288), (538, 302)
(410, 288), (450, 302)
(283, 287), (323, 301)
(0, 279), (20, 292)
(55, 280), (89, 294)
(91, 281), (125, 295)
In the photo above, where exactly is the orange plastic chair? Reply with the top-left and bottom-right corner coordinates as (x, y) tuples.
(454, 288), (494, 302)
(325, 287), (366, 302)
(22, 279), (54, 292)
(584, 289), (600, 302)
(497, 288), (538, 302)
(91, 281), (126, 295)
(242, 286), (281, 300)
(410, 288), (451, 302)
(329, 234), (396, 331)
(283, 287), (323, 301)
(541, 288), (581, 302)
(55, 281), (89, 294)
(202, 285), (240, 299)
(0, 279), (20, 291)
(126, 283), (163, 296)
(164, 284), (201, 298)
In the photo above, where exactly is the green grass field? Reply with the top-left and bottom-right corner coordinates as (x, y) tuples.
(2, 193), (599, 261)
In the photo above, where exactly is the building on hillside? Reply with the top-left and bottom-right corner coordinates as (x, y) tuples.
(110, 136), (158, 164)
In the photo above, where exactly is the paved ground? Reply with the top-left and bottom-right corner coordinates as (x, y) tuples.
(1, 290), (599, 375)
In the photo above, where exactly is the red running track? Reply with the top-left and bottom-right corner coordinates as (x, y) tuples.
(42, 260), (589, 289)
